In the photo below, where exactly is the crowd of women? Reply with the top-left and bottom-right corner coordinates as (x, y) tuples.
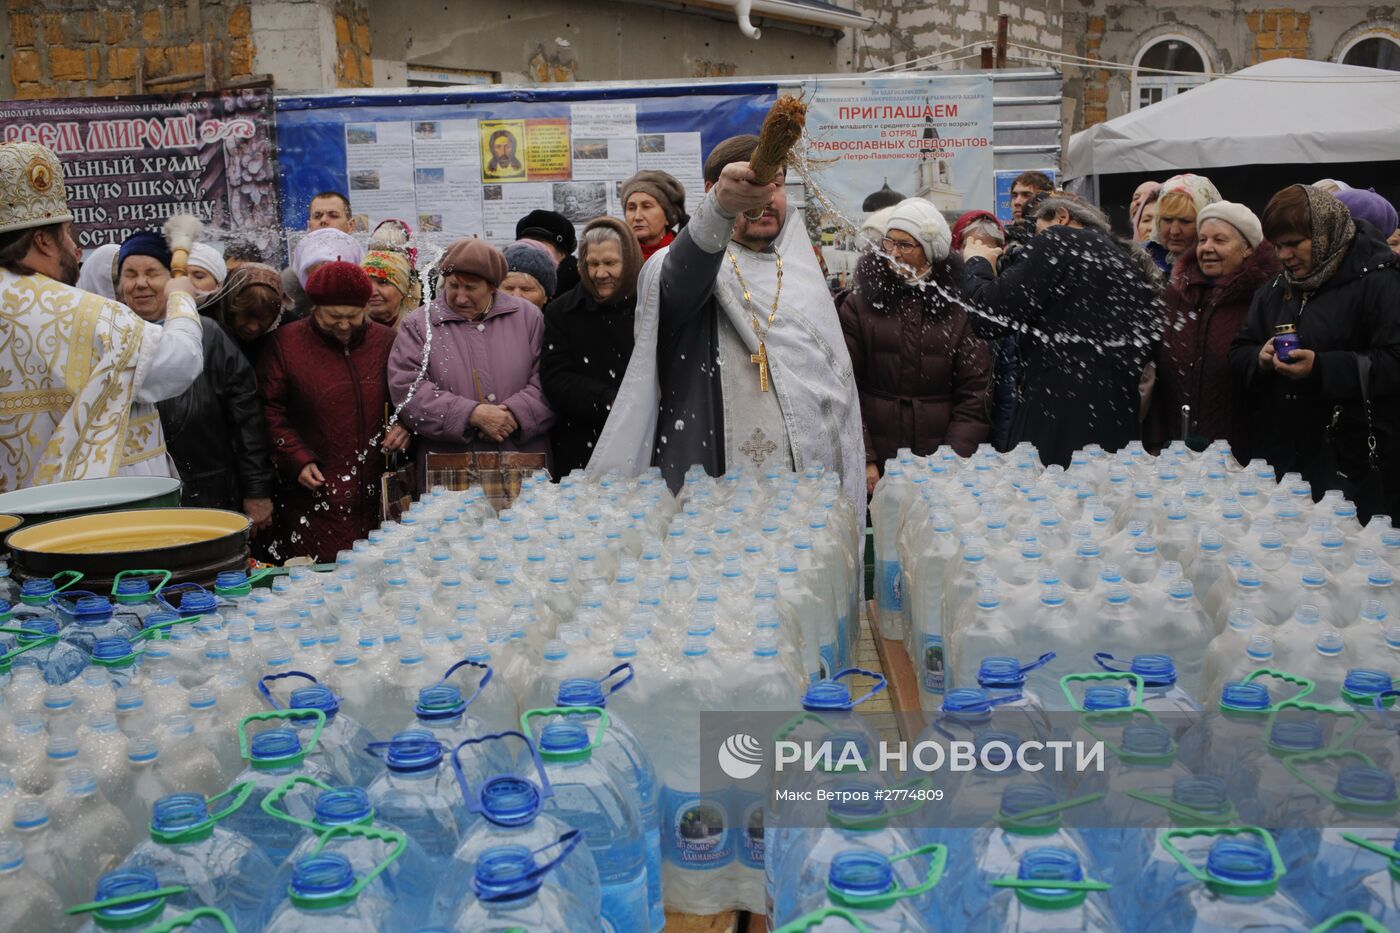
(72, 163), (1400, 563)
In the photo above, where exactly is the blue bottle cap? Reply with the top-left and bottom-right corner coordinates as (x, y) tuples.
(803, 680), (856, 712)
(828, 851), (895, 899)
(1220, 682), (1270, 711)
(314, 787), (373, 826)
(1205, 838), (1273, 883)
(943, 688), (993, 714)
(538, 721), (590, 755)
(480, 776), (543, 827)
(1130, 654), (1177, 687)
(250, 728), (302, 762)
(179, 591), (218, 615)
(1082, 687), (1131, 711)
(92, 868), (166, 924)
(977, 657), (1026, 689)
(474, 845), (542, 899)
(152, 794), (209, 833)
(1335, 766), (1398, 806)
(290, 685), (341, 719)
(556, 678), (607, 708)
(290, 853), (357, 899)
(1268, 718), (1324, 752)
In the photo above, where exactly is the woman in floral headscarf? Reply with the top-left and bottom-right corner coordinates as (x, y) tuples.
(200, 262), (283, 367)
(1146, 173), (1221, 272)
(1229, 184), (1400, 519)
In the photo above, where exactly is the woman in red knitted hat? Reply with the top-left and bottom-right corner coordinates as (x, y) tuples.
(258, 261), (410, 561)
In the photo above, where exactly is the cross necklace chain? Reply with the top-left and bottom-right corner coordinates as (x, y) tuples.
(725, 250), (783, 392)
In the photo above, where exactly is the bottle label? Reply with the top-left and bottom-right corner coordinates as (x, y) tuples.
(601, 875), (649, 933)
(920, 633), (946, 696)
(662, 787), (735, 870)
(877, 559), (903, 612)
(733, 790), (765, 868)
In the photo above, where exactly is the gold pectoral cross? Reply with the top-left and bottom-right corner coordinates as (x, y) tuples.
(751, 340), (770, 392)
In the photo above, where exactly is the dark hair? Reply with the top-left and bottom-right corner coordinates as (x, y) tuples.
(0, 225), (47, 275)
(489, 130), (516, 149)
(310, 191), (351, 214)
(1013, 171), (1054, 193)
(703, 134), (760, 184)
(1032, 196), (1111, 233)
(1261, 185), (1311, 243)
(223, 240), (263, 263)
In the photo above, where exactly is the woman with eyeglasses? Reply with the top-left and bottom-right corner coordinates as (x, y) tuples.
(839, 198), (992, 494)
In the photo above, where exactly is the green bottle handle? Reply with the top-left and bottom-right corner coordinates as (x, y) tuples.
(771, 907), (872, 932)
(260, 774), (338, 831)
(1311, 911), (1391, 933)
(1060, 671), (1144, 711)
(237, 708), (326, 761)
(146, 908), (237, 933)
(521, 706), (608, 761)
(1281, 748), (1399, 813)
(66, 884), (188, 916)
(826, 843), (947, 911)
(288, 825), (407, 910)
(1159, 825), (1286, 895)
(111, 569), (173, 597)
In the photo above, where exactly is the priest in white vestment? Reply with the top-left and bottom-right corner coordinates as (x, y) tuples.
(588, 134), (865, 519)
(0, 143), (204, 491)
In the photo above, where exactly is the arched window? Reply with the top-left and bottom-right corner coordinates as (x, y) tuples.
(1132, 36), (1211, 110)
(1339, 32), (1400, 71)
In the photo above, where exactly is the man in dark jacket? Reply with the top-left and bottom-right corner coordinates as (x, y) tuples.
(1229, 184), (1400, 519)
(962, 195), (1162, 467)
(541, 216), (641, 477)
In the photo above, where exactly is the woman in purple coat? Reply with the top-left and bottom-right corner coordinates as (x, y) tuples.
(387, 238), (555, 466)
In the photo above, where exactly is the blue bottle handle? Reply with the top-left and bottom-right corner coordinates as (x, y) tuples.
(475, 830), (583, 902)
(440, 658), (494, 709)
(1018, 652), (1056, 674)
(600, 661), (635, 697)
(257, 670), (322, 709)
(829, 667), (888, 708)
(452, 730), (554, 821)
(51, 590), (107, 614)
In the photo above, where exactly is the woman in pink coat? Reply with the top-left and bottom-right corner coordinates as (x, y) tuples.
(387, 237), (555, 466)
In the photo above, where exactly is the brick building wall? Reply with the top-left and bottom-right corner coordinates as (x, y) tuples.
(4, 0), (255, 99)
(854, 0), (1064, 70)
(333, 0), (371, 88)
(1064, 2), (1398, 131)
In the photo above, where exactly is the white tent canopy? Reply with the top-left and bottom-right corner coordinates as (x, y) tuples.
(1067, 58), (1400, 181)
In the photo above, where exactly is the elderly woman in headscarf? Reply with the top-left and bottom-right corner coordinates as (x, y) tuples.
(501, 240), (558, 310)
(1131, 182), (1162, 243)
(388, 238), (554, 468)
(186, 243), (227, 299)
(1146, 173), (1222, 273)
(199, 262), (283, 366)
(1229, 184), (1400, 519)
(1149, 202), (1280, 452)
(293, 227), (363, 289)
(260, 261), (405, 561)
(540, 216), (641, 477)
(621, 170), (687, 261)
(361, 249), (415, 328)
(841, 200), (991, 492)
(117, 231), (275, 532)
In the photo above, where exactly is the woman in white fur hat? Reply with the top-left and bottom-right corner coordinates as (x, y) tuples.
(838, 198), (992, 494)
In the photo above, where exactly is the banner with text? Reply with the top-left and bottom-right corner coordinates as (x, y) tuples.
(798, 75), (995, 277)
(274, 85), (777, 258)
(0, 89), (280, 254)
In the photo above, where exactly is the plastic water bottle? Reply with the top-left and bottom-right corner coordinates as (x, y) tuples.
(119, 792), (277, 930)
(944, 784), (1100, 927)
(529, 716), (649, 931)
(0, 838), (65, 932)
(448, 833), (599, 932)
(10, 796), (91, 906)
(1282, 765), (1400, 918)
(784, 847), (945, 931)
(267, 785), (436, 931)
(1109, 776), (1237, 928)
(1094, 654), (1202, 714)
(871, 463), (915, 640)
(553, 671), (664, 931)
(1326, 831), (1400, 925)
(365, 731), (473, 862)
(973, 655), (1055, 742)
(74, 867), (216, 932)
(262, 850), (395, 932)
(156, 714), (225, 799)
(968, 845), (1117, 931)
(46, 767), (132, 899)
(222, 714), (334, 863)
(1161, 832), (1309, 932)
(443, 731), (602, 926)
